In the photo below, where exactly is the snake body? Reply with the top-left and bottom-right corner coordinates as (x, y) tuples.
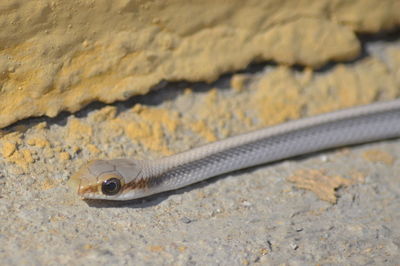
(69, 99), (400, 200)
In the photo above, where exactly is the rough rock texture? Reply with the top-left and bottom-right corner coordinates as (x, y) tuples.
(0, 34), (400, 264)
(1, 0), (400, 128)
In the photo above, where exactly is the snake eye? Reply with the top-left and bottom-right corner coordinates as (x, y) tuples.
(101, 178), (122, 195)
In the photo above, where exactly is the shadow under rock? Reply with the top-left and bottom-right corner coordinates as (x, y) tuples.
(1, 60), (269, 134)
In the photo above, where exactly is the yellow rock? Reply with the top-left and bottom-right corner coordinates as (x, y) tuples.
(1, 0), (399, 128)
(20, 149), (34, 164)
(59, 152), (71, 161)
(1, 142), (16, 158)
(230, 74), (250, 92)
(362, 149), (395, 165)
(87, 144), (100, 155)
(26, 137), (50, 148)
(67, 118), (93, 141)
(287, 169), (360, 203)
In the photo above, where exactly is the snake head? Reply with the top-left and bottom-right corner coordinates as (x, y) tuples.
(68, 159), (144, 200)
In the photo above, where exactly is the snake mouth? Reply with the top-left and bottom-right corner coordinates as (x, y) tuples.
(67, 174), (82, 195)
(68, 162), (101, 197)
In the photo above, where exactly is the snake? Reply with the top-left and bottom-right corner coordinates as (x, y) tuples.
(69, 99), (400, 201)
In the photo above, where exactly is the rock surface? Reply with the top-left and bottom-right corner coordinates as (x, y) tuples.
(1, 0), (400, 128)
(1, 33), (400, 265)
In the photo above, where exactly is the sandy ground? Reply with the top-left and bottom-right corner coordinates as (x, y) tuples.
(1, 33), (400, 265)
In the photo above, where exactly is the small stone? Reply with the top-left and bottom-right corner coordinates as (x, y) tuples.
(230, 74), (250, 91)
(1, 142), (16, 157)
(71, 146), (81, 155)
(59, 152), (70, 161)
(21, 149), (34, 163)
(26, 137), (49, 148)
(242, 200), (252, 207)
(87, 144), (100, 155)
(180, 217), (192, 224)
